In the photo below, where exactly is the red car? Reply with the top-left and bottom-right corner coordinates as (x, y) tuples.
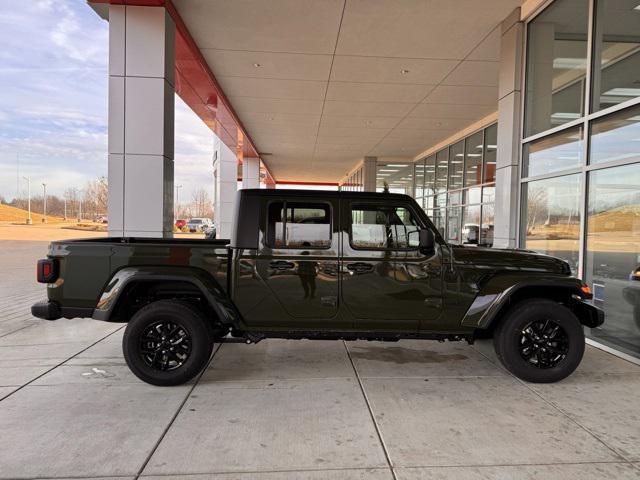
(175, 219), (187, 229)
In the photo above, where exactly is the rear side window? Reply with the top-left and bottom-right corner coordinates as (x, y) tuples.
(351, 204), (420, 250)
(267, 201), (331, 249)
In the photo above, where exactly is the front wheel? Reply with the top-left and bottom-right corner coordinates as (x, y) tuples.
(123, 300), (213, 386)
(493, 298), (584, 383)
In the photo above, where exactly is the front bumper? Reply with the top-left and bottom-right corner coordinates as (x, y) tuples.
(31, 300), (94, 321)
(574, 299), (605, 328)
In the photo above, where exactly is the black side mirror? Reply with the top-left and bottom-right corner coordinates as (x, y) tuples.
(419, 228), (435, 253)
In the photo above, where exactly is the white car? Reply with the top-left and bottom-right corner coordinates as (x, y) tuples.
(186, 218), (213, 232)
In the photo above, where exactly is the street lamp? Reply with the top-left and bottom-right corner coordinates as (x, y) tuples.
(42, 183), (47, 223)
(175, 184), (183, 220)
(23, 176), (31, 225)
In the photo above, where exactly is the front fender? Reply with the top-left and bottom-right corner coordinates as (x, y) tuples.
(92, 266), (237, 325)
(461, 274), (594, 329)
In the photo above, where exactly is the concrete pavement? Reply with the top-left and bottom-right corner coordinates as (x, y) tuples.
(1, 240), (640, 479)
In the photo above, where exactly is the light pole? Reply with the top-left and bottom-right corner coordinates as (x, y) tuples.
(42, 183), (47, 223)
(175, 184), (182, 220)
(63, 197), (67, 220)
(23, 176), (31, 225)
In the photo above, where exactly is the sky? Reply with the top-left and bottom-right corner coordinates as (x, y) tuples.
(0, 0), (214, 203)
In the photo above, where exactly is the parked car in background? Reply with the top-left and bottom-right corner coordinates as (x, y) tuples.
(94, 215), (108, 224)
(175, 219), (187, 229)
(204, 223), (216, 239)
(187, 217), (213, 232)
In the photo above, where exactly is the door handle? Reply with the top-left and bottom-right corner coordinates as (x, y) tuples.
(346, 262), (374, 274)
(269, 260), (295, 270)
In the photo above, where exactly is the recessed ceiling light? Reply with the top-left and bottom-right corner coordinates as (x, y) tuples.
(253, 63), (261, 68)
(634, 4), (640, 10)
(400, 69), (410, 75)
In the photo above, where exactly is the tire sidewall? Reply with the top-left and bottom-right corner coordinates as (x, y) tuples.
(123, 301), (213, 386)
(494, 299), (585, 383)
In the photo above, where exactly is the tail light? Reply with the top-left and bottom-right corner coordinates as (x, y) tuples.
(37, 259), (58, 283)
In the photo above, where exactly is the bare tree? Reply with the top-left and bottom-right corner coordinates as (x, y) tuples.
(526, 187), (548, 235)
(191, 188), (213, 218)
(83, 177), (108, 219)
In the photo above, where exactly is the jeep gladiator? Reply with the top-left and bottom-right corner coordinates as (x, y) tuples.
(32, 189), (604, 385)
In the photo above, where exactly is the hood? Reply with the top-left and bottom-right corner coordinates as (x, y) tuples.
(450, 246), (572, 276)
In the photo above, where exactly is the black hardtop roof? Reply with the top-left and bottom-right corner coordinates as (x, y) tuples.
(238, 188), (414, 202)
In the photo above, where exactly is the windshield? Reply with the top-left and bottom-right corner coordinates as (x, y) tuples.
(190, 219), (203, 224)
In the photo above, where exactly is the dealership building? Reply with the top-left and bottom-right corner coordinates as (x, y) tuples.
(89, 0), (640, 362)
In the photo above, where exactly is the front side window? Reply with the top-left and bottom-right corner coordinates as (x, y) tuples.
(351, 204), (420, 250)
(267, 201), (331, 249)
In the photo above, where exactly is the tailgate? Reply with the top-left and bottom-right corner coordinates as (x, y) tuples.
(47, 240), (113, 309)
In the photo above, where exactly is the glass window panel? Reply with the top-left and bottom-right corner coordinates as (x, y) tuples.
(447, 207), (462, 244)
(414, 160), (426, 198)
(351, 205), (420, 249)
(482, 184), (496, 204)
(449, 140), (464, 190)
(436, 193), (447, 208)
(448, 190), (463, 206)
(382, 163), (413, 194)
(465, 131), (484, 187)
(462, 205), (482, 245)
(432, 208), (446, 237)
(584, 163), (640, 357)
(523, 126), (584, 177)
(590, 104), (640, 165)
(591, 0), (640, 112)
(267, 202), (331, 249)
(424, 155), (436, 196)
(425, 196), (435, 209)
(480, 203), (495, 247)
(435, 149), (449, 193)
(521, 174), (581, 274)
(524, 0), (589, 136)
(483, 124), (497, 183)
(465, 187), (482, 205)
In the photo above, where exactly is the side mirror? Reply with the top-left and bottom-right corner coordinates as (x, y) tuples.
(419, 228), (435, 253)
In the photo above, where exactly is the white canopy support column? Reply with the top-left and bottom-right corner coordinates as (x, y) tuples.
(242, 157), (260, 189)
(362, 156), (377, 192)
(107, 5), (175, 238)
(213, 138), (238, 239)
(494, 9), (524, 249)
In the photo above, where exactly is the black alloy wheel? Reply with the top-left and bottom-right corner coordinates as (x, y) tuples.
(518, 318), (569, 369)
(493, 298), (585, 383)
(123, 300), (213, 386)
(140, 320), (193, 372)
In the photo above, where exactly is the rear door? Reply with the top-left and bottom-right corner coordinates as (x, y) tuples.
(340, 200), (443, 331)
(248, 196), (343, 329)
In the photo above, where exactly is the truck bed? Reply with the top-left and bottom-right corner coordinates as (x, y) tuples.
(46, 237), (231, 314)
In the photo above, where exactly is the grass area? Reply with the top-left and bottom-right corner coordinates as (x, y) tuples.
(0, 204), (66, 224)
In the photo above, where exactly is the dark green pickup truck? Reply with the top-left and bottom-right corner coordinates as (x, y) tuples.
(32, 189), (603, 386)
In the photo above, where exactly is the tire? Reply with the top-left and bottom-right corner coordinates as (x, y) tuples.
(493, 298), (585, 383)
(123, 300), (213, 386)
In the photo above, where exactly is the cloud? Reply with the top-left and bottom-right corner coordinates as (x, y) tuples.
(0, 1), (219, 205)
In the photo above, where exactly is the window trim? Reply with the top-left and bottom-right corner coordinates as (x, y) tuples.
(348, 202), (424, 252)
(265, 199), (333, 250)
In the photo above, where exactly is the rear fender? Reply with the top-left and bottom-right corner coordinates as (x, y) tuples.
(461, 275), (601, 329)
(92, 266), (241, 327)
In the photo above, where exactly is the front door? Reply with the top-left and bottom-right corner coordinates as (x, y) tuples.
(340, 200), (443, 331)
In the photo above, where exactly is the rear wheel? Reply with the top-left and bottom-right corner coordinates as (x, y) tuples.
(123, 300), (213, 386)
(493, 298), (584, 383)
